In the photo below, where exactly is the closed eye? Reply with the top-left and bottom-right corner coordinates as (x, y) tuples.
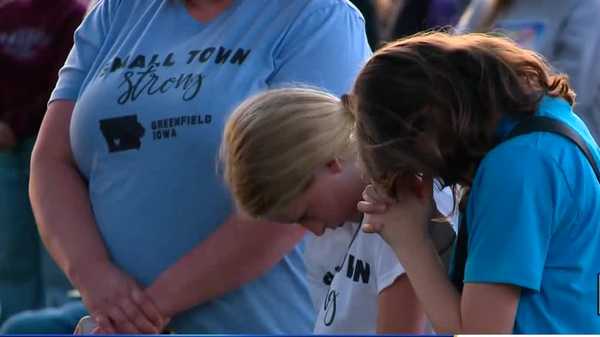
(296, 213), (309, 224)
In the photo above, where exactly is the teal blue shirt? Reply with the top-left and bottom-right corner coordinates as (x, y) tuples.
(50, 0), (371, 333)
(465, 96), (600, 333)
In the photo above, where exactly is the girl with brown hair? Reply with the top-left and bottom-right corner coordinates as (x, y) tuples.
(353, 32), (600, 333)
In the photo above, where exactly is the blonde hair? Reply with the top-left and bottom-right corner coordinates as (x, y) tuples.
(221, 87), (355, 218)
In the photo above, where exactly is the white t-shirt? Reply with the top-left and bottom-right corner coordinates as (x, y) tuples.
(311, 187), (457, 334)
(313, 227), (404, 334)
(303, 223), (359, 311)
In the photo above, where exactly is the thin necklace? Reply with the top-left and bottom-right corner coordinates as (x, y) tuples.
(334, 218), (363, 273)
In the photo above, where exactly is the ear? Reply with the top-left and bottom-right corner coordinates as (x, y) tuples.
(395, 174), (433, 201)
(325, 158), (343, 174)
(411, 174), (434, 201)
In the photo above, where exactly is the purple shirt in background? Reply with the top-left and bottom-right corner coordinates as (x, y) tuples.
(0, 0), (86, 141)
(391, 0), (459, 39)
(427, 0), (460, 28)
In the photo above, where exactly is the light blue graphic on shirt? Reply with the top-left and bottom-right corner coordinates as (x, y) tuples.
(50, 0), (371, 333)
(495, 20), (546, 50)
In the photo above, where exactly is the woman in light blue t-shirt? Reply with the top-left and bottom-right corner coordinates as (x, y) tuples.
(28, 0), (371, 333)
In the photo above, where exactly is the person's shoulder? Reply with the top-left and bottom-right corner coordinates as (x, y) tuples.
(278, 0), (357, 10)
(476, 125), (590, 209)
(481, 133), (558, 172)
(311, 0), (364, 18)
(89, 0), (151, 13)
(302, 0), (360, 10)
(85, 0), (162, 22)
(474, 136), (557, 197)
(271, 0), (364, 21)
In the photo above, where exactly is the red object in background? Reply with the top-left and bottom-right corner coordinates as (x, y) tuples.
(0, 0), (86, 141)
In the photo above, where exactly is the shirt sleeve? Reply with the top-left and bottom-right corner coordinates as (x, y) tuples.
(267, 2), (372, 96)
(552, 0), (600, 141)
(50, 0), (120, 102)
(375, 238), (406, 294)
(464, 142), (574, 291)
(455, 0), (492, 33)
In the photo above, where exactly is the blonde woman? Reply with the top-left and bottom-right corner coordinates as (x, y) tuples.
(220, 87), (456, 334)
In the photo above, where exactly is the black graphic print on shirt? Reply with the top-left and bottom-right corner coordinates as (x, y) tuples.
(99, 115), (145, 153)
(95, 46), (251, 152)
(321, 254), (372, 327)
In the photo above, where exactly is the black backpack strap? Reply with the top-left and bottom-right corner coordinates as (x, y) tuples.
(507, 116), (600, 183)
(451, 116), (600, 292)
(450, 211), (468, 292)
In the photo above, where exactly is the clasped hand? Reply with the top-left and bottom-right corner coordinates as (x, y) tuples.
(357, 175), (436, 256)
(77, 261), (170, 334)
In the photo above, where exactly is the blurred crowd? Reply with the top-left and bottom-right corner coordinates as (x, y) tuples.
(0, 0), (598, 334)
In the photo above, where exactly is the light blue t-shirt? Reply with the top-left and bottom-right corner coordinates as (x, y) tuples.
(50, 0), (371, 333)
(464, 96), (600, 333)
